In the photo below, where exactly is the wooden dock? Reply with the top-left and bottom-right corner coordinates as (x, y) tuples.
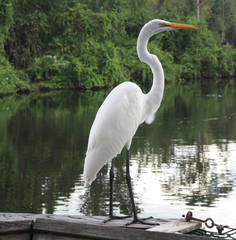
(0, 213), (217, 240)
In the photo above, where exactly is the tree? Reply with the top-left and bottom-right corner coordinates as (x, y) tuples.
(208, 0), (236, 42)
(196, 0), (200, 20)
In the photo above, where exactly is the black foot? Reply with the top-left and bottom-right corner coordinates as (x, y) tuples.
(126, 216), (159, 226)
(104, 215), (131, 223)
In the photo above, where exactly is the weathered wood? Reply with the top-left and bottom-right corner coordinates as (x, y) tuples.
(0, 219), (32, 234)
(0, 213), (34, 234)
(0, 212), (45, 221)
(90, 216), (163, 229)
(0, 233), (31, 240)
(0, 213), (219, 240)
(34, 233), (91, 240)
(33, 218), (217, 240)
(147, 219), (202, 234)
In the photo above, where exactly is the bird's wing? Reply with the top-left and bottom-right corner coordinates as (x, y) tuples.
(83, 82), (144, 184)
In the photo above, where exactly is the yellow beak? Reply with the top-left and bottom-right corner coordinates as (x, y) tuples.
(163, 22), (200, 29)
(169, 22), (200, 29)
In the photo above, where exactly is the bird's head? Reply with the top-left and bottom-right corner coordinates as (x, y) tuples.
(144, 19), (199, 36)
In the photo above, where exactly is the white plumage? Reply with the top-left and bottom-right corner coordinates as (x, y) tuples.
(83, 82), (144, 184)
(83, 19), (199, 190)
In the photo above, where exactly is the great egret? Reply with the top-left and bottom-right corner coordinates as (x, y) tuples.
(83, 19), (199, 224)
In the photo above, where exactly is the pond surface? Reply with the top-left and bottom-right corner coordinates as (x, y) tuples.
(0, 81), (236, 226)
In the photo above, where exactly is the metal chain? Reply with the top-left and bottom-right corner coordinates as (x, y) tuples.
(182, 211), (236, 239)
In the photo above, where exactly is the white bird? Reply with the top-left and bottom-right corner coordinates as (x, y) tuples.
(83, 19), (199, 224)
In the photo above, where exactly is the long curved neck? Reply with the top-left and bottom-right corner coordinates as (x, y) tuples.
(137, 25), (165, 120)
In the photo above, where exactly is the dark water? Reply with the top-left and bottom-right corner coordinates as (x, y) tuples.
(0, 81), (235, 226)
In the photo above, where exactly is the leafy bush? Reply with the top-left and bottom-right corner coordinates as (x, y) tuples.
(28, 38), (129, 90)
(156, 17), (236, 82)
(0, 56), (29, 94)
(0, 0), (236, 94)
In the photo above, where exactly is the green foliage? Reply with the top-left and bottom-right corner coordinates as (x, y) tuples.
(28, 38), (128, 89)
(0, 0), (235, 94)
(0, 0), (13, 53)
(180, 44), (236, 81)
(5, 0), (49, 68)
(0, 56), (29, 95)
(154, 16), (236, 82)
(208, 0), (236, 41)
(25, 3), (129, 89)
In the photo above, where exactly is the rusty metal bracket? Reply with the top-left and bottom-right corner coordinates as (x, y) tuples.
(182, 211), (236, 237)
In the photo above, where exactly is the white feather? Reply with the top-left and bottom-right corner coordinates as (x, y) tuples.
(83, 82), (144, 184)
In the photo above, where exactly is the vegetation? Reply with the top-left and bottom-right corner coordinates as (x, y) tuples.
(0, 0), (235, 94)
(0, 82), (235, 213)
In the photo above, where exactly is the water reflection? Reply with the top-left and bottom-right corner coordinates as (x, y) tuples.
(0, 81), (235, 226)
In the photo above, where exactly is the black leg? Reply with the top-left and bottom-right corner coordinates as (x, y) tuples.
(109, 158), (115, 218)
(125, 149), (138, 222)
(125, 149), (159, 226)
(104, 158), (131, 223)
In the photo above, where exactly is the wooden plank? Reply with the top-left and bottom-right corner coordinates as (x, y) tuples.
(0, 213), (218, 240)
(33, 218), (218, 240)
(0, 213), (104, 226)
(0, 213), (34, 236)
(0, 212), (45, 221)
(0, 213), (174, 230)
(0, 220), (32, 234)
(147, 219), (202, 234)
(0, 233), (30, 240)
(91, 216), (162, 229)
(34, 233), (91, 240)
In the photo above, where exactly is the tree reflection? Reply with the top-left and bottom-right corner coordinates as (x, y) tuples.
(0, 81), (235, 216)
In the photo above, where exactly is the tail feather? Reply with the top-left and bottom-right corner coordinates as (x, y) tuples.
(83, 148), (113, 185)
